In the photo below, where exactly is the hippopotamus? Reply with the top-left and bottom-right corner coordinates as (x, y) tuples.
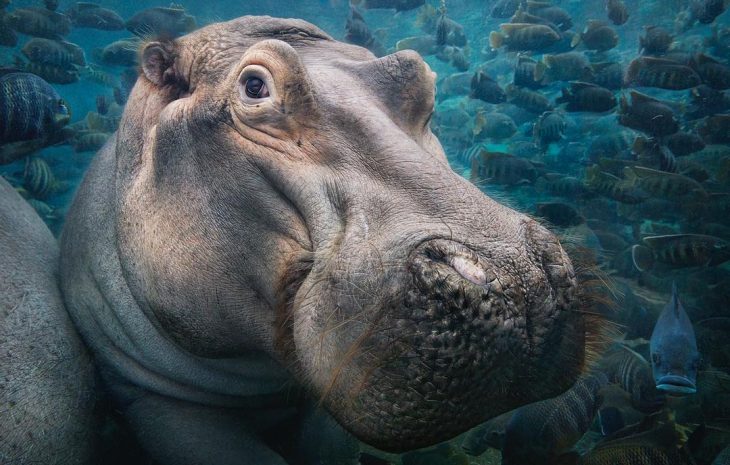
(1, 16), (595, 465)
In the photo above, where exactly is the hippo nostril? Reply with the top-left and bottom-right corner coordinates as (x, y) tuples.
(449, 255), (487, 286)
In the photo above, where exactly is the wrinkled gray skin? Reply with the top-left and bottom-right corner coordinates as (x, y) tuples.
(59, 16), (589, 464)
(0, 177), (96, 465)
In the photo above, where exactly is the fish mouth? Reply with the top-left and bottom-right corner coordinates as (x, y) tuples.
(656, 374), (696, 395)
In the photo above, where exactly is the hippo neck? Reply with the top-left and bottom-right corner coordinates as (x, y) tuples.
(60, 138), (296, 409)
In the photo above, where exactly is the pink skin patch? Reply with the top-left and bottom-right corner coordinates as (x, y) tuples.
(449, 255), (487, 286)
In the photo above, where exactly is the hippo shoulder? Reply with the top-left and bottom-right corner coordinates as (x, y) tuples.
(0, 176), (97, 464)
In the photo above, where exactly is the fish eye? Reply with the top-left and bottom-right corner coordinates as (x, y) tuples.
(244, 77), (269, 99)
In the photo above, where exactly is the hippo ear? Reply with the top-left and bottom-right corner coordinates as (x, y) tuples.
(141, 41), (179, 87)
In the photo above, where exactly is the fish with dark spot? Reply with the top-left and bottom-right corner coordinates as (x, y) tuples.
(556, 82), (617, 112)
(648, 284), (700, 395)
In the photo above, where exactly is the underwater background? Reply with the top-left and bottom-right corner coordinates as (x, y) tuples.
(1, 0), (730, 463)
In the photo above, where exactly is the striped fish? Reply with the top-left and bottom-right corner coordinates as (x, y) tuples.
(597, 344), (664, 413)
(0, 72), (70, 145)
(499, 373), (609, 465)
(23, 157), (56, 200)
(452, 143), (488, 167)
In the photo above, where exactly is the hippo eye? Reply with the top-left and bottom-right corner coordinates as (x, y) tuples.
(244, 77), (269, 99)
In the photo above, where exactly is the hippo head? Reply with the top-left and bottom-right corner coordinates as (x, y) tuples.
(115, 16), (594, 451)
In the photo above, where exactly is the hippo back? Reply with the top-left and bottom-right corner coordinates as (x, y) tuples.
(0, 176), (97, 464)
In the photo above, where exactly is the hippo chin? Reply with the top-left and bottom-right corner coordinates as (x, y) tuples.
(57, 16), (592, 463)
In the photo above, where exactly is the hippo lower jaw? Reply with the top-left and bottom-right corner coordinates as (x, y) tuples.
(279, 236), (585, 452)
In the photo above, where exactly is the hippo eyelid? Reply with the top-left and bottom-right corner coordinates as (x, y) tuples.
(238, 64), (276, 106)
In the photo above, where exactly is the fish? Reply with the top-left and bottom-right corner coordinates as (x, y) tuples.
(0, 11), (19, 47)
(589, 62), (625, 90)
(585, 166), (649, 204)
(624, 166), (706, 199)
(572, 20), (619, 52)
(473, 112), (517, 140)
(513, 55), (545, 89)
(606, 0), (629, 25)
(395, 35), (438, 55)
(79, 65), (119, 88)
(556, 82), (617, 113)
(713, 446), (730, 465)
(350, 0), (425, 12)
(698, 115), (730, 143)
(21, 38), (86, 68)
(471, 151), (539, 186)
(72, 130), (110, 153)
(618, 91), (679, 137)
(345, 7), (386, 57)
(0, 72), (70, 148)
(588, 131), (633, 162)
(23, 157), (65, 200)
(489, 23), (562, 52)
(534, 52), (594, 84)
(126, 6), (197, 38)
(690, 0), (728, 24)
(625, 56), (702, 90)
(470, 71), (506, 103)
(640, 26), (674, 55)
(44, 0), (59, 12)
(525, 1), (573, 31)
(4, 7), (72, 39)
(24, 61), (79, 84)
(461, 410), (515, 455)
(578, 415), (692, 465)
(92, 39), (139, 67)
(536, 173), (589, 198)
(597, 344), (665, 413)
(491, 0), (522, 18)
(632, 234), (730, 271)
(632, 136), (677, 173)
(506, 84), (553, 113)
(649, 284), (700, 395)
(401, 442), (470, 465)
(533, 110), (566, 148)
(65, 2), (125, 30)
(690, 53), (730, 90)
(437, 72), (471, 101)
(666, 132), (706, 157)
(688, 84), (730, 118)
(536, 202), (584, 227)
(499, 373), (608, 465)
(433, 15), (466, 48)
(597, 406), (625, 436)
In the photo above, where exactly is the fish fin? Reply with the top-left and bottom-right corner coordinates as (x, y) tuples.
(489, 31), (504, 49)
(570, 33), (581, 48)
(631, 244), (654, 272)
(534, 58), (547, 82)
(623, 166), (637, 182)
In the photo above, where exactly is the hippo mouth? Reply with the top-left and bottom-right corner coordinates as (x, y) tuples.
(277, 236), (586, 452)
(656, 374), (697, 395)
